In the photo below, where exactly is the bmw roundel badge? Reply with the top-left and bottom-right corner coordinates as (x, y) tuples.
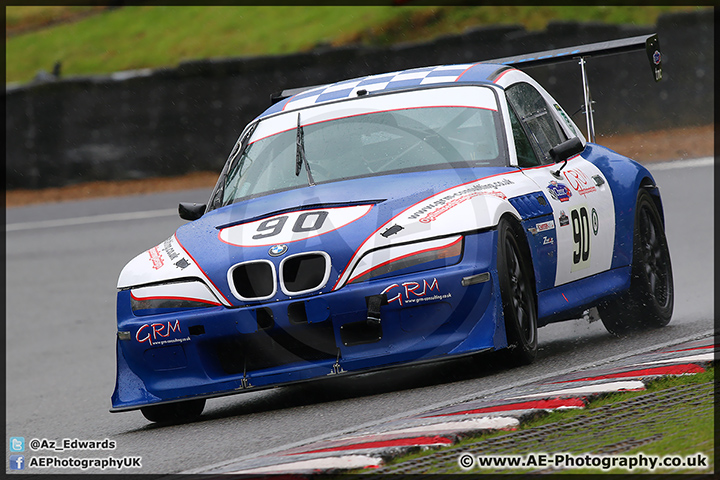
(269, 244), (288, 257)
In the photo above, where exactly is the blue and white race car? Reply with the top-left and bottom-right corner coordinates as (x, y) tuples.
(112, 34), (673, 423)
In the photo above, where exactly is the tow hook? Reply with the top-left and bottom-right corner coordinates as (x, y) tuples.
(366, 294), (387, 326)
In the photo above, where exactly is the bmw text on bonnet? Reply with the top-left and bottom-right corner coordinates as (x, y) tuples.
(112, 34), (672, 423)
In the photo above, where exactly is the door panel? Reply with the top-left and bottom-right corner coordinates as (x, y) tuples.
(521, 158), (615, 286)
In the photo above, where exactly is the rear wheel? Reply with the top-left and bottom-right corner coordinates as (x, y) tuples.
(599, 189), (673, 335)
(497, 218), (538, 365)
(140, 398), (206, 424)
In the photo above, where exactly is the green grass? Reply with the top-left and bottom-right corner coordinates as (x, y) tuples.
(6, 5), (709, 85)
(370, 365), (714, 475)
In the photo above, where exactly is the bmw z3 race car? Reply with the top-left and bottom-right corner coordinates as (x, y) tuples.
(112, 34), (673, 423)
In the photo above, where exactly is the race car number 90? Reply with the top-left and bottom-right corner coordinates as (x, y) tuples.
(252, 211), (328, 239)
(571, 206), (591, 271)
(219, 205), (374, 247)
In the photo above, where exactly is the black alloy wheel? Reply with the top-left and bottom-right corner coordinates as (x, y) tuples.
(497, 218), (538, 365)
(599, 189), (673, 335)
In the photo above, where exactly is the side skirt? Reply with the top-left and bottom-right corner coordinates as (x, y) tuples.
(538, 266), (631, 326)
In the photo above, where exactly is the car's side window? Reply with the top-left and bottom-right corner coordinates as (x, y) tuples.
(506, 83), (565, 164)
(508, 105), (540, 168)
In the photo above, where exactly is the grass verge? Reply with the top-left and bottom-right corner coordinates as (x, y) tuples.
(366, 365), (715, 475)
(6, 6), (707, 85)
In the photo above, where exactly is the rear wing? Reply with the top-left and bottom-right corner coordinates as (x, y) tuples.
(484, 33), (662, 82)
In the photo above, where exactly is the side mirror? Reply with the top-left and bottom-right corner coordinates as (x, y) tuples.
(549, 137), (584, 163)
(179, 202), (206, 221)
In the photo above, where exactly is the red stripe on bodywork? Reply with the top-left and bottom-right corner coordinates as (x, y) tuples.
(455, 62), (480, 81)
(289, 436), (453, 455)
(424, 397), (586, 417)
(173, 233), (233, 305)
(347, 236), (462, 284)
(493, 68), (518, 84)
(130, 292), (222, 306)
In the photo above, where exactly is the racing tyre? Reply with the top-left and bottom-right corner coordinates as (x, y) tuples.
(140, 399), (206, 424)
(599, 189), (673, 335)
(497, 218), (538, 365)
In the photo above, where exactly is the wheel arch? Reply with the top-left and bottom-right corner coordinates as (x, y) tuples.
(587, 145), (665, 269)
(638, 177), (666, 226)
(497, 212), (538, 299)
(496, 211), (539, 364)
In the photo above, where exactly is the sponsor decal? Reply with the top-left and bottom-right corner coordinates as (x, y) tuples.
(562, 168), (597, 197)
(381, 224), (404, 238)
(381, 277), (450, 306)
(536, 220), (555, 232)
(148, 246), (164, 270)
(162, 238), (179, 261)
(543, 236), (554, 245)
(407, 178), (514, 223)
(591, 208), (599, 235)
(174, 258), (190, 269)
(136, 319), (189, 346)
(268, 244), (288, 257)
(528, 220), (554, 236)
(653, 50), (661, 65)
(558, 211), (570, 227)
(546, 181), (572, 202)
(418, 190), (507, 224)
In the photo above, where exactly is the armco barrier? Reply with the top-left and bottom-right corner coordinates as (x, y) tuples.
(5, 9), (713, 189)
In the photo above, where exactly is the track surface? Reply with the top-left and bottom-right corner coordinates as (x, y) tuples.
(5, 158), (713, 474)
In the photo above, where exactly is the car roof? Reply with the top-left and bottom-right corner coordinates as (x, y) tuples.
(258, 62), (511, 119)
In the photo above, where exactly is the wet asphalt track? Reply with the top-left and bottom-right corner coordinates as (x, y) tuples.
(5, 158), (713, 474)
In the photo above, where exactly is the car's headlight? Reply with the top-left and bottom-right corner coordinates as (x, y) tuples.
(130, 280), (222, 316)
(347, 235), (463, 284)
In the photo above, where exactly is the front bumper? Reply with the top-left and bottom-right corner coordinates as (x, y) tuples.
(111, 231), (506, 412)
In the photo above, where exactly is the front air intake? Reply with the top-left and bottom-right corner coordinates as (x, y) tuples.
(228, 260), (276, 301)
(280, 252), (331, 296)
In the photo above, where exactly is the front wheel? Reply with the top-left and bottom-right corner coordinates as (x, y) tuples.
(497, 218), (538, 365)
(140, 398), (206, 424)
(599, 189), (674, 335)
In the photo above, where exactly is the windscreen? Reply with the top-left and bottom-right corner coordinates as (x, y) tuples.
(218, 86), (505, 206)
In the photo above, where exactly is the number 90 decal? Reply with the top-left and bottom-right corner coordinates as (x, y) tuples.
(219, 205), (374, 247)
(570, 206), (591, 272)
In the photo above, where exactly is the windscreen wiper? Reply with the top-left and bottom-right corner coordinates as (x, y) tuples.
(295, 113), (315, 186)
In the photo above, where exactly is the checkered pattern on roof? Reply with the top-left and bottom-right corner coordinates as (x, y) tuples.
(282, 64), (474, 112)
